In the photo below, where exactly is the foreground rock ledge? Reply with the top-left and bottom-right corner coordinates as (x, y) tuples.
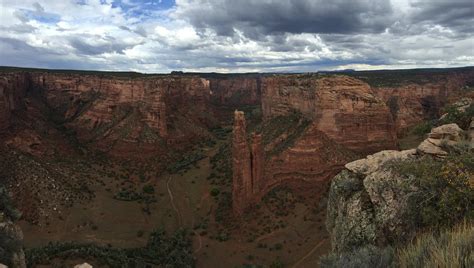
(326, 122), (471, 252)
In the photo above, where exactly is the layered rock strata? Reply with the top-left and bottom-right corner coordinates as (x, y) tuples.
(262, 75), (397, 154)
(210, 77), (260, 106)
(232, 111), (264, 216)
(374, 72), (474, 133)
(326, 121), (472, 252)
(2, 72), (214, 157)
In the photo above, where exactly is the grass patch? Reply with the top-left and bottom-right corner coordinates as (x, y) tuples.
(321, 221), (473, 268)
(398, 221), (474, 268)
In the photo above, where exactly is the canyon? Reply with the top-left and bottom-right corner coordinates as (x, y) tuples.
(0, 67), (473, 267)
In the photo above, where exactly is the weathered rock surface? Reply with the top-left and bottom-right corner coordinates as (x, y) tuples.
(0, 216), (26, 268)
(74, 263), (93, 268)
(417, 123), (463, 157)
(327, 122), (470, 252)
(375, 72), (473, 133)
(345, 149), (417, 176)
(1, 72), (215, 158)
(210, 77), (260, 106)
(262, 75), (397, 154)
(232, 111), (264, 215)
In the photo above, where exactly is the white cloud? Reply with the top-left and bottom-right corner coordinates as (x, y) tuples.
(0, 0), (472, 73)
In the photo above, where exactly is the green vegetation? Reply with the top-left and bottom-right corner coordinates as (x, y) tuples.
(398, 221), (473, 268)
(263, 186), (299, 217)
(113, 187), (157, 204)
(215, 192), (233, 224)
(142, 184), (155, 194)
(321, 221), (473, 268)
(167, 151), (206, 174)
(389, 147), (473, 229)
(208, 141), (232, 186)
(405, 102), (473, 138)
(255, 110), (311, 157)
(210, 188), (220, 197)
(26, 229), (195, 267)
(439, 103), (474, 130)
(346, 67), (474, 88)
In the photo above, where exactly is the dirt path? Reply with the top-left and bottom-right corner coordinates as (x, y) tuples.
(291, 239), (327, 268)
(167, 175), (182, 226)
(167, 175), (203, 253)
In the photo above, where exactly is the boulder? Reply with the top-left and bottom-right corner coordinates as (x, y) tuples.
(328, 151), (416, 252)
(327, 123), (469, 252)
(345, 149), (416, 175)
(417, 123), (463, 157)
(74, 263), (93, 268)
(0, 219), (26, 268)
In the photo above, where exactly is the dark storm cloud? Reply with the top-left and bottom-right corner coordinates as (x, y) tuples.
(69, 37), (137, 55)
(175, 0), (394, 37)
(409, 0), (474, 33)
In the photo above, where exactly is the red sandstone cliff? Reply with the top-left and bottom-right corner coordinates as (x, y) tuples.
(210, 77), (260, 106)
(262, 75), (398, 153)
(373, 71), (474, 133)
(26, 73), (213, 157)
(232, 111), (264, 216)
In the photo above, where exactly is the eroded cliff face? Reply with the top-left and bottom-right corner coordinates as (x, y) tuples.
(232, 111), (264, 215)
(374, 71), (474, 133)
(25, 73), (213, 157)
(263, 123), (356, 193)
(210, 77), (260, 106)
(0, 73), (29, 132)
(262, 75), (398, 154)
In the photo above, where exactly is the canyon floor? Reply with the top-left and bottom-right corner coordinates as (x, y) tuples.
(2, 66), (472, 267)
(16, 125), (330, 267)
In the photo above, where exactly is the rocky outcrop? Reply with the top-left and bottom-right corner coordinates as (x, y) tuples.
(417, 124), (464, 157)
(74, 263), (93, 268)
(0, 218), (26, 268)
(0, 188), (26, 268)
(326, 121), (471, 252)
(232, 111), (264, 215)
(210, 77), (260, 106)
(262, 75), (397, 154)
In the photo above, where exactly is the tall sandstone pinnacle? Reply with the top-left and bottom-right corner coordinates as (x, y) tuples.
(232, 110), (264, 216)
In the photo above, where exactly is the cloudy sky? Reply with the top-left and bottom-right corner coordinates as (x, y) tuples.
(0, 0), (472, 73)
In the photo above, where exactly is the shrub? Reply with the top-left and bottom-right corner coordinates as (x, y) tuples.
(210, 188), (220, 197)
(26, 229), (194, 267)
(142, 185), (155, 194)
(269, 258), (284, 268)
(389, 149), (473, 229)
(398, 221), (474, 268)
(320, 246), (396, 268)
(410, 120), (434, 137)
(439, 103), (474, 129)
